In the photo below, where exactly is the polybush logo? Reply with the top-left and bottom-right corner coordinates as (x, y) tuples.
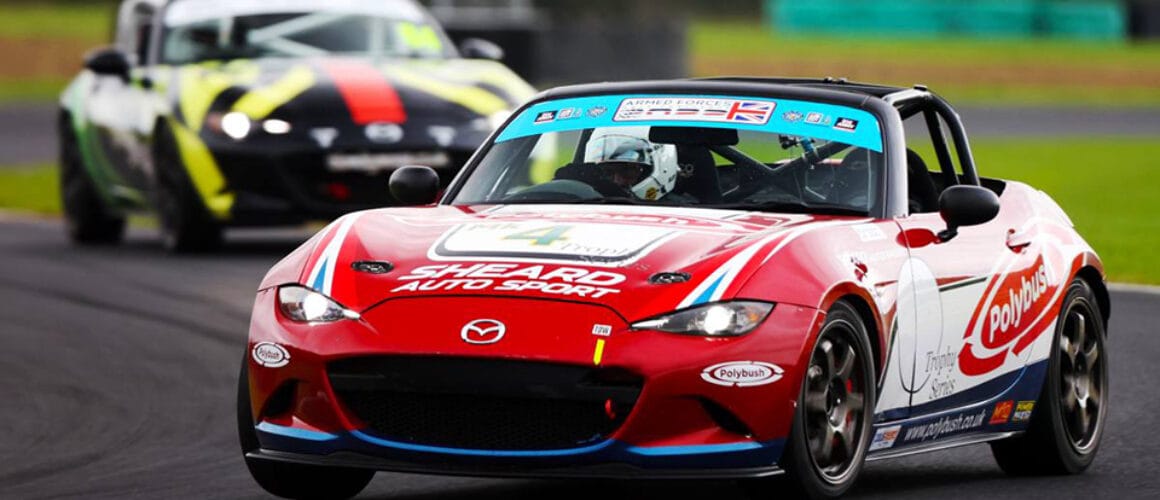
(959, 255), (1059, 376)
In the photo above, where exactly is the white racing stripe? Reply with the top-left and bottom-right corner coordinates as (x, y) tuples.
(305, 213), (363, 296)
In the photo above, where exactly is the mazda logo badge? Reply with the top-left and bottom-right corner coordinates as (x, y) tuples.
(461, 319), (506, 345)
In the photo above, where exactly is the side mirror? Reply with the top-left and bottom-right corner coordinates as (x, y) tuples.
(389, 166), (441, 206)
(938, 185), (1000, 242)
(459, 38), (505, 61)
(84, 47), (131, 81)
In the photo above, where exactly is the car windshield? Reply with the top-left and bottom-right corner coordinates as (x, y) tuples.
(161, 0), (451, 64)
(451, 94), (886, 215)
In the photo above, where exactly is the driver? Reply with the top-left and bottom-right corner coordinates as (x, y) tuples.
(583, 127), (680, 201)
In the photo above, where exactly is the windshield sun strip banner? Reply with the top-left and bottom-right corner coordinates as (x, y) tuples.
(165, 0), (425, 26)
(496, 94), (884, 153)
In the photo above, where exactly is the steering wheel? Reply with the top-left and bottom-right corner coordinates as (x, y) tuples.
(502, 180), (602, 202)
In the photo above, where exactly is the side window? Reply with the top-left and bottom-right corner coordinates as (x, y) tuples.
(115, 2), (155, 66)
(901, 106), (961, 213)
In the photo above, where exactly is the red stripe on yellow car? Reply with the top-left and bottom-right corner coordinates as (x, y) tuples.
(319, 59), (407, 125)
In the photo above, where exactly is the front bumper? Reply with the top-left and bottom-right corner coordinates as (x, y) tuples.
(248, 432), (784, 480)
(244, 292), (822, 477)
(212, 146), (473, 225)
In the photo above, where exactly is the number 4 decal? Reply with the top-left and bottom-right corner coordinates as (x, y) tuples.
(504, 225), (572, 246)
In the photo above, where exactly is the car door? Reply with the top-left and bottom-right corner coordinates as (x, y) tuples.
(85, 0), (157, 199)
(895, 105), (1047, 417)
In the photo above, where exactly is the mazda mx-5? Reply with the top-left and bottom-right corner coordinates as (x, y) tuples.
(60, 0), (533, 251)
(239, 78), (1109, 499)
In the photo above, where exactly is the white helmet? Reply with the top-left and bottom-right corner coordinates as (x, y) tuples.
(583, 126), (680, 201)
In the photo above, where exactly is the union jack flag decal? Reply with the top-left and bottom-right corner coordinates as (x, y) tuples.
(725, 101), (775, 124)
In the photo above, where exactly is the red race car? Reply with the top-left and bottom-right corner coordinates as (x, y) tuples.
(239, 79), (1110, 499)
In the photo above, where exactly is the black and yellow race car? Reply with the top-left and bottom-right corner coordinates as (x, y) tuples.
(59, 0), (534, 251)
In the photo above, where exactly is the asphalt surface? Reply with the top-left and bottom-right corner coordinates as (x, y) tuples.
(2, 104), (1160, 165)
(1, 217), (1158, 499)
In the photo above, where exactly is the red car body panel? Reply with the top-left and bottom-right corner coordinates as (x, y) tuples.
(246, 179), (1104, 473)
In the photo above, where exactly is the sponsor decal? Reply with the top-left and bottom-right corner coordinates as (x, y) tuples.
(1013, 401), (1035, 423)
(834, 117), (859, 132)
(701, 361), (784, 387)
(365, 122), (404, 143)
(869, 425), (902, 451)
(782, 111), (803, 123)
(924, 346), (958, 400)
(327, 151), (450, 172)
(252, 342), (290, 368)
(592, 324), (613, 337)
(430, 222), (678, 266)
(959, 257), (1059, 376)
(902, 408), (988, 443)
(461, 319), (506, 345)
(614, 97), (775, 125)
(556, 107), (583, 120)
(852, 223), (886, 242)
(393, 263), (626, 299)
(991, 400), (1014, 425)
(534, 111), (557, 124)
(588, 106), (608, 118)
(804, 112), (831, 125)
(310, 127), (339, 149)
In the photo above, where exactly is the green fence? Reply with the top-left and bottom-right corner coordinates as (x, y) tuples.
(768, 0), (1127, 40)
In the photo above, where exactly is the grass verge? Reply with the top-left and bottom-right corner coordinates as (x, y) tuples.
(0, 164), (59, 214)
(690, 21), (1160, 107)
(1, 138), (1157, 283)
(0, 4), (113, 41)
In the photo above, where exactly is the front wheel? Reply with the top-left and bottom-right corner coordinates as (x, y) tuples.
(745, 301), (876, 499)
(990, 278), (1108, 475)
(60, 121), (125, 245)
(153, 126), (223, 253)
(237, 359), (374, 500)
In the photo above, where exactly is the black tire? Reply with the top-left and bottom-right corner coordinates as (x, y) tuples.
(59, 118), (126, 245)
(990, 278), (1108, 475)
(745, 301), (876, 500)
(238, 359), (375, 500)
(153, 126), (223, 253)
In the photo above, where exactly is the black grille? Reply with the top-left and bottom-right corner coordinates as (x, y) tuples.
(328, 357), (642, 451)
(214, 150), (472, 214)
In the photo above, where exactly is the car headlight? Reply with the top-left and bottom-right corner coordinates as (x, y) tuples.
(277, 285), (360, 323)
(207, 112), (292, 140)
(631, 301), (774, 337)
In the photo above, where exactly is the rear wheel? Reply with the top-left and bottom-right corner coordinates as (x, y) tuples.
(990, 278), (1108, 475)
(745, 301), (875, 499)
(59, 119), (125, 245)
(153, 126), (223, 253)
(237, 359), (374, 500)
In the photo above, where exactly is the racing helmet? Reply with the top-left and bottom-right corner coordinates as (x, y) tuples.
(583, 127), (679, 201)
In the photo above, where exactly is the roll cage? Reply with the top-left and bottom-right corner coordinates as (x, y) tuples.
(442, 78), (982, 220)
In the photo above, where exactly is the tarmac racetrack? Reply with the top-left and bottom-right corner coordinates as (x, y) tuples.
(1, 218), (1158, 499)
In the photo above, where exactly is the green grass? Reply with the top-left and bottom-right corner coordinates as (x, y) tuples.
(0, 3), (113, 41)
(0, 78), (68, 104)
(1, 138), (1157, 283)
(690, 21), (1160, 107)
(693, 21), (1160, 69)
(969, 138), (1160, 285)
(0, 164), (59, 214)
